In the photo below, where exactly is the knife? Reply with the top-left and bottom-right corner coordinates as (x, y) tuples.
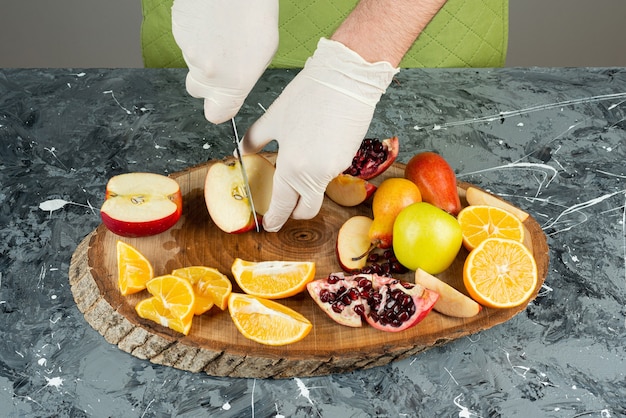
(231, 117), (260, 232)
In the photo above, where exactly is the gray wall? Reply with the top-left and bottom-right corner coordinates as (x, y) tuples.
(0, 0), (625, 68)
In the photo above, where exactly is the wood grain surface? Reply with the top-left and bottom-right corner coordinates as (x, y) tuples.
(69, 155), (549, 379)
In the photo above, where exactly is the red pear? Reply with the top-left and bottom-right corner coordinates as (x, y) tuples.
(404, 152), (461, 215)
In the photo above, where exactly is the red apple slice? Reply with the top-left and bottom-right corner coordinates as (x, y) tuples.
(414, 268), (481, 318)
(326, 174), (377, 207)
(100, 172), (182, 237)
(204, 154), (275, 234)
(336, 215), (373, 272)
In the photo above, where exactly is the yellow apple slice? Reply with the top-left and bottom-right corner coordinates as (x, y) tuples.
(414, 268), (481, 318)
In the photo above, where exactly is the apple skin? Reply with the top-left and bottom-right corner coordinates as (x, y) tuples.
(326, 174), (377, 207)
(100, 172), (183, 238)
(414, 268), (481, 317)
(204, 154), (274, 234)
(404, 152), (461, 215)
(392, 202), (463, 274)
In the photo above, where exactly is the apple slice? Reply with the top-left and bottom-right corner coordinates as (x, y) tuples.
(204, 154), (275, 234)
(465, 187), (529, 222)
(326, 174), (377, 207)
(414, 268), (481, 318)
(100, 172), (183, 237)
(336, 216), (373, 272)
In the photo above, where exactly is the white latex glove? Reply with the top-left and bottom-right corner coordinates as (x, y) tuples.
(241, 38), (399, 232)
(171, 0), (279, 124)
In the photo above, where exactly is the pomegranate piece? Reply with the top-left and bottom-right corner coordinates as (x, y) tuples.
(365, 275), (438, 332)
(307, 273), (368, 327)
(307, 273), (438, 332)
(343, 137), (399, 180)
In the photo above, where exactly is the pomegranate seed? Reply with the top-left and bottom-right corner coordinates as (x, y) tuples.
(332, 302), (344, 313)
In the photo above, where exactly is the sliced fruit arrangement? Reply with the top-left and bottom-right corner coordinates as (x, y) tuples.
(231, 258), (316, 299)
(116, 242), (314, 343)
(171, 266), (232, 314)
(307, 272), (438, 332)
(135, 274), (196, 335)
(117, 241), (153, 296)
(463, 238), (538, 309)
(228, 293), (312, 346)
(457, 204), (525, 251)
(111, 142), (541, 347)
(330, 145), (540, 320)
(101, 172), (183, 238)
(326, 137), (399, 207)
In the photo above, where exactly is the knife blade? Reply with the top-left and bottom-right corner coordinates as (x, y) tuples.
(231, 117), (260, 232)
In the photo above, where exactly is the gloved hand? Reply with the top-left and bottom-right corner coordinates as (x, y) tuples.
(171, 0), (279, 124)
(241, 38), (399, 232)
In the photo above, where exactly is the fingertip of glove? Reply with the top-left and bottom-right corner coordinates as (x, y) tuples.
(203, 100), (238, 125)
(261, 213), (284, 233)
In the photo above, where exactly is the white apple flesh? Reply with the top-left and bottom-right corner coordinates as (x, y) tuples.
(204, 154), (275, 234)
(414, 268), (481, 318)
(326, 174), (377, 207)
(100, 172), (182, 237)
(336, 215), (373, 272)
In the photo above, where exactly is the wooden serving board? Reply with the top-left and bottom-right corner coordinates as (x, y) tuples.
(69, 155), (549, 379)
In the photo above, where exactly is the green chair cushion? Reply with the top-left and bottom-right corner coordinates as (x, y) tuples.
(141, 0), (508, 69)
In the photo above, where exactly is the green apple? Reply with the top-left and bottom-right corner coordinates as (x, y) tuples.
(392, 202), (462, 274)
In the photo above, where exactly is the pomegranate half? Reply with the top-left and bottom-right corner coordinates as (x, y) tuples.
(307, 273), (438, 332)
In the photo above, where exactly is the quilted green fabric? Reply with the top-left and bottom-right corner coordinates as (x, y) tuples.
(141, 0), (508, 69)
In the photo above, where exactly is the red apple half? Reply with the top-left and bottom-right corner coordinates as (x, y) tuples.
(100, 172), (183, 237)
(204, 154), (275, 233)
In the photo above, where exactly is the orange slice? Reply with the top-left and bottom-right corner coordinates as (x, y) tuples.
(463, 238), (538, 309)
(231, 258), (315, 299)
(457, 205), (525, 250)
(117, 241), (153, 295)
(171, 266), (232, 314)
(228, 293), (312, 346)
(135, 274), (196, 335)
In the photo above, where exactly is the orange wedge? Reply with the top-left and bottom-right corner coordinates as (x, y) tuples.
(457, 205), (525, 251)
(171, 266), (232, 314)
(117, 241), (153, 295)
(231, 258), (315, 299)
(228, 293), (312, 346)
(463, 238), (538, 309)
(135, 274), (196, 335)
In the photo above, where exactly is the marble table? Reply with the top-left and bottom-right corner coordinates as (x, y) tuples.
(1, 67), (625, 417)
